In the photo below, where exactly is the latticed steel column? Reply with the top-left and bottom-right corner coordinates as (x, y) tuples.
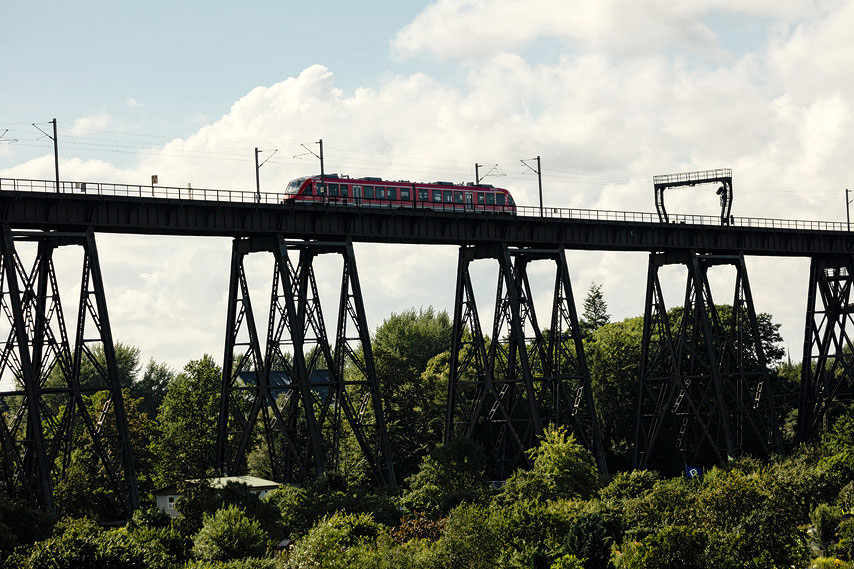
(446, 244), (605, 479)
(217, 237), (395, 486)
(0, 227), (138, 514)
(797, 255), (854, 442)
(634, 252), (780, 470)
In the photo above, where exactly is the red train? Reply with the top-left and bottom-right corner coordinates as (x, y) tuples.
(283, 174), (516, 213)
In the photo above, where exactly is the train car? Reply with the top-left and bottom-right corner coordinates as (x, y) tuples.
(282, 174), (516, 214)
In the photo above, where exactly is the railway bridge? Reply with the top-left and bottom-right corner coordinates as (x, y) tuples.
(0, 176), (852, 513)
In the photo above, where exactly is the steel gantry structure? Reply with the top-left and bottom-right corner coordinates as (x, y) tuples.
(1, 177), (854, 512)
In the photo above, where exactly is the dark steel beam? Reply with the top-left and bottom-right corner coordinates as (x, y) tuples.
(1, 190), (853, 256)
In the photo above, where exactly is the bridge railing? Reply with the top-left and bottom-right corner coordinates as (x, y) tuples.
(0, 177), (849, 233)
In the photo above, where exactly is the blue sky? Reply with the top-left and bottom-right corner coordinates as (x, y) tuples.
(2, 0), (853, 370)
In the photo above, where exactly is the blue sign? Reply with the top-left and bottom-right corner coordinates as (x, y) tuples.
(686, 466), (703, 479)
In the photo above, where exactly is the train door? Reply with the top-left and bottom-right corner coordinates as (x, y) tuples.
(353, 185), (362, 205)
(465, 192), (474, 211)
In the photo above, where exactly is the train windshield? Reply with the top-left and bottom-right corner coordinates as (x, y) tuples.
(285, 177), (308, 195)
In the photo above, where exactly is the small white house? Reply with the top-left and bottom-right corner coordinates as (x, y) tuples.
(153, 475), (282, 517)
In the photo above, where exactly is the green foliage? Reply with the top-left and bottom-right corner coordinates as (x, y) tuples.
(832, 518), (854, 561)
(6, 516), (171, 569)
(581, 283), (611, 338)
(432, 503), (498, 569)
(585, 317), (643, 467)
(618, 525), (708, 569)
(0, 495), (53, 561)
(264, 474), (398, 538)
(373, 307), (453, 479)
(401, 437), (491, 517)
(131, 358), (174, 418)
(284, 512), (383, 569)
(599, 470), (660, 503)
(552, 554), (587, 569)
(495, 427), (598, 505)
(563, 513), (614, 569)
(813, 503), (844, 555)
(489, 499), (576, 568)
(192, 504), (269, 561)
(183, 558), (284, 569)
(153, 354), (222, 486)
(174, 480), (282, 540)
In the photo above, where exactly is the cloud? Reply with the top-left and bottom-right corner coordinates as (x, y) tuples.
(2, 3), (852, 368)
(390, 0), (818, 61)
(126, 97), (142, 108)
(71, 114), (111, 132)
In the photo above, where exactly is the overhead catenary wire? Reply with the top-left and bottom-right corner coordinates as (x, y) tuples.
(0, 122), (846, 197)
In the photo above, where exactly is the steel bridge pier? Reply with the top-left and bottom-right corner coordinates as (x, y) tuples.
(216, 236), (396, 486)
(445, 244), (606, 478)
(633, 251), (782, 471)
(797, 255), (854, 442)
(0, 226), (138, 514)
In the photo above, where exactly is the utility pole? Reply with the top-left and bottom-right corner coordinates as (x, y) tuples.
(521, 156), (544, 217)
(52, 119), (59, 193)
(847, 188), (852, 232)
(254, 147), (278, 204)
(33, 119), (60, 192)
(298, 139), (326, 202)
(475, 163), (480, 185)
(319, 139), (325, 202)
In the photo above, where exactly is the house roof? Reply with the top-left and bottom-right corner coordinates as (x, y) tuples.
(153, 475), (281, 496)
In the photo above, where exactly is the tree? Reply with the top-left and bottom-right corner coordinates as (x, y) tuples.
(192, 505), (269, 561)
(152, 355), (221, 486)
(581, 283), (610, 338)
(496, 426), (598, 504)
(372, 307), (453, 479)
(284, 512), (383, 569)
(130, 359), (174, 419)
(401, 437), (491, 517)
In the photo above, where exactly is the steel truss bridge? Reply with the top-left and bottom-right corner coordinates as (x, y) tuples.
(0, 177), (852, 514)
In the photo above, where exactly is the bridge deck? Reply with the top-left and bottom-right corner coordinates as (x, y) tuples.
(0, 178), (851, 256)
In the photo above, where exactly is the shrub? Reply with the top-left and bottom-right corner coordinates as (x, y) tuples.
(192, 505), (269, 561)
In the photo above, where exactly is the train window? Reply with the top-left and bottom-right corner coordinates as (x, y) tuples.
(477, 193), (485, 204)
(433, 190), (442, 202)
(400, 188), (410, 200)
(305, 184), (313, 196)
(443, 190), (453, 203)
(340, 184), (348, 197)
(328, 183), (339, 197)
(376, 187), (386, 199)
(454, 192), (464, 204)
(419, 189), (429, 201)
(508, 195), (515, 205)
(485, 193), (495, 205)
(496, 193), (505, 206)
(387, 188), (397, 200)
(364, 186), (374, 199)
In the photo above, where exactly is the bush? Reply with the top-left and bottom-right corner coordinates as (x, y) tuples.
(193, 505), (269, 561)
(284, 512), (383, 569)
